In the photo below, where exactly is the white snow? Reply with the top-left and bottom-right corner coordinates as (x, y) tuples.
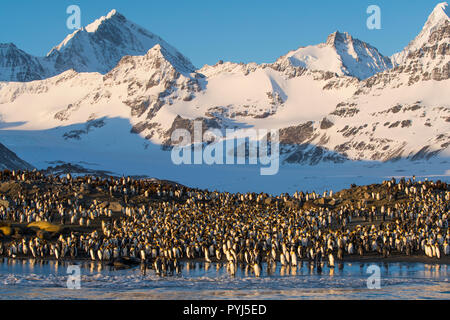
(85, 9), (118, 33)
(284, 45), (343, 75)
(277, 31), (392, 80)
(2, 9), (195, 83)
(392, 2), (449, 65)
(0, 5), (449, 193)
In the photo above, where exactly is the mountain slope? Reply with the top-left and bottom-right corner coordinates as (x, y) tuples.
(392, 2), (449, 66)
(45, 9), (195, 75)
(0, 10), (195, 82)
(0, 142), (34, 170)
(0, 4), (448, 181)
(0, 44), (46, 82)
(278, 3), (450, 164)
(276, 31), (393, 80)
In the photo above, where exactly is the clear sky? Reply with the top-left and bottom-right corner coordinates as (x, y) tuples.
(0, 0), (442, 68)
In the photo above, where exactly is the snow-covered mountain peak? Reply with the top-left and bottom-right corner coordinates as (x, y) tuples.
(84, 9), (125, 33)
(0, 43), (45, 82)
(392, 2), (449, 65)
(0, 43), (21, 58)
(0, 9), (198, 83)
(0, 43), (17, 50)
(107, 9), (118, 18)
(47, 10), (126, 53)
(429, 2), (449, 24)
(112, 43), (196, 77)
(149, 45), (197, 75)
(276, 31), (392, 80)
(45, 9), (196, 75)
(3, 9), (193, 82)
(326, 31), (353, 46)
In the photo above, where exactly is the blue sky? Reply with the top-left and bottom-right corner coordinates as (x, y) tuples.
(0, 0), (441, 67)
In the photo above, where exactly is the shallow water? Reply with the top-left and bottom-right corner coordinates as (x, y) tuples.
(0, 258), (449, 300)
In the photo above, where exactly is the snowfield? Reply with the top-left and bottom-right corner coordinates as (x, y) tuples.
(0, 3), (449, 193)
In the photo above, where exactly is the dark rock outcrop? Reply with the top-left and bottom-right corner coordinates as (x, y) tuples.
(0, 142), (34, 170)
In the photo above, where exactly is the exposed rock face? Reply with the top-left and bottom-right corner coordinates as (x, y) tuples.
(0, 44), (46, 82)
(279, 122), (315, 145)
(41, 163), (113, 177)
(162, 115), (221, 146)
(283, 144), (347, 165)
(330, 103), (360, 117)
(320, 118), (334, 130)
(63, 119), (106, 140)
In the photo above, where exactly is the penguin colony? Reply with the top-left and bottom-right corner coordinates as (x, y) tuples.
(0, 170), (449, 277)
